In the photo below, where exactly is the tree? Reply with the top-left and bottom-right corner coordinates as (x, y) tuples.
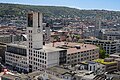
(54, 36), (60, 41)
(99, 48), (106, 59)
(99, 46), (109, 59)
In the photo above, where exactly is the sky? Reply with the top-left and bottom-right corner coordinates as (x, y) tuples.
(0, 0), (120, 11)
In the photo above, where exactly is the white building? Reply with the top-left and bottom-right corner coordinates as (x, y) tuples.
(5, 12), (67, 73)
(5, 41), (29, 73)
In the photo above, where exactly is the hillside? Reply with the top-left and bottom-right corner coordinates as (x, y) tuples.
(0, 3), (120, 19)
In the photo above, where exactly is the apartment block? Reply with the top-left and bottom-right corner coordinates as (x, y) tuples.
(85, 39), (117, 54)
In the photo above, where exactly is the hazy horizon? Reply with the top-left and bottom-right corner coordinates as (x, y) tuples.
(0, 0), (120, 11)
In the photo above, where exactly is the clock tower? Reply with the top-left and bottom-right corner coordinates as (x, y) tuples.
(27, 12), (43, 49)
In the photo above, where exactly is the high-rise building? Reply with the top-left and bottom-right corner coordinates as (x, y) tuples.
(27, 12), (43, 49)
(27, 12), (67, 72)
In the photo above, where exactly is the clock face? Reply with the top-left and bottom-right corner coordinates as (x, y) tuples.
(37, 28), (41, 33)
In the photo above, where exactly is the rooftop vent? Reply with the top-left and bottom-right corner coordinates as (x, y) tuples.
(75, 45), (81, 49)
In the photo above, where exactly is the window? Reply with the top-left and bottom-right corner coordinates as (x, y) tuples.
(40, 52), (41, 55)
(29, 30), (31, 33)
(28, 13), (33, 27)
(67, 57), (70, 60)
(42, 60), (44, 63)
(45, 61), (46, 64)
(67, 61), (70, 64)
(45, 57), (46, 59)
(81, 58), (83, 61)
(94, 66), (95, 71)
(90, 66), (92, 71)
(40, 60), (41, 62)
(36, 58), (37, 61)
(7, 46), (27, 56)
(45, 53), (46, 56)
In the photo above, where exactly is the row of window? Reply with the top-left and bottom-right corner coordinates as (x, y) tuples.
(29, 30), (32, 33)
(67, 54), (98, 64)
(68, 49), (97, 56)
(29, 53), (47, 59)
(29, 57), (46, 64)
(6, 60), (28, 69)
(6, 53), (26, 60)
(28, 49), (46, 56)
(68, 51), (98, 59)
(7, 46), (27, 56)
(33, 51), (46, 55)
(6, 56), (27, 64)
(5, 54), (27, 64)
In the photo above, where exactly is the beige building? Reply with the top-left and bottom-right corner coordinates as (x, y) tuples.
(49, 42), (99, 65)
(66, 43), (99, 65)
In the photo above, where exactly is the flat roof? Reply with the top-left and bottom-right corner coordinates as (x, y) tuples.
(7, 41), (66, 53)
(94, 59), (117, 65)
(43, 46), (66, 53)
(7, 41), (98, 54)
(1, 74), (17, 79)
(46, 66), (70, 74)
(1, 71), (43, 80)
(25, 71), (43, 79)
(7, 41), (27, 49)
(46, 42), (98, 54)
(85, 39), (117, 43)
(110, 53), (120, 56)
(74, 70), (96, 79)
(1, 73), (27, 80)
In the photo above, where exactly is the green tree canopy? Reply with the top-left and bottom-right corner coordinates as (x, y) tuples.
(99, 46), (109, 59)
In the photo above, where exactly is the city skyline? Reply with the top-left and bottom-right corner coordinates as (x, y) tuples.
(0, 0), (120, 11)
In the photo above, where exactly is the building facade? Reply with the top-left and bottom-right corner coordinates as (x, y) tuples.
(85, 39), (117, 54)
(5, 12), (67, 73)
(5, 42), (28, 73)
(52, 42), (99, 66)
